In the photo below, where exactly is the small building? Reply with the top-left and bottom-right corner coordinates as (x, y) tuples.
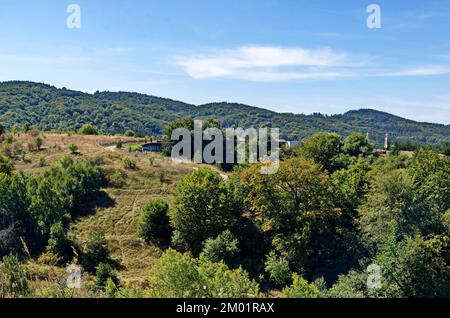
(140, 141), (163, 152)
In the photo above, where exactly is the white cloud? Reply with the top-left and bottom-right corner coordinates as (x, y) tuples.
(379, 66), (450, 77)
(176, 46), (351, 80)
(176, 46), (450, 82)
(0, 54), (90, 65)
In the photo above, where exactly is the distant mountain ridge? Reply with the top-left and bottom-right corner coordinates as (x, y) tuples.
(0, 81), (449, 145)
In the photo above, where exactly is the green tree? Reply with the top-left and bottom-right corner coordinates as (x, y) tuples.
(327, 270), (366, 298)
(79, 123), (99, 135)
(376, 235), (450, 298)
(0, 155), (14, 175)
(34, 136), (43, 151)
(281, 273), (320, 298)
(124, 130), (135, 137)
(171, 168), (239, 255)
(95, 262), (119, 290)
(27, 177), (65, 235)
(82, 231), (110, 273)
(46, 222), (72, 262)
(1, 253), (30, 297)
(239, 158), (346, 281)
(147, 249), (259, 298)
(264, 251), (292, 287)
(138, 199), (170, 243)
(342, 132), (372, 156)
(358, 169), (424, 249)
(294, 132), (341, 171)
(68, 143), (78, 154)
(202, 230), (239, 265)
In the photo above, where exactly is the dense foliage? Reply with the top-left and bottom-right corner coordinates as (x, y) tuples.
(0, 156), (102, 259)
(1, 81), (449, 145)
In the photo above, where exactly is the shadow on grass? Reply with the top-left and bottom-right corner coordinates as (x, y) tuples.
(72, 190), (116, 220)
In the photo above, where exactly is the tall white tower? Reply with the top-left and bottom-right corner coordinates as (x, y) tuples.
(384, 133), (388, 150)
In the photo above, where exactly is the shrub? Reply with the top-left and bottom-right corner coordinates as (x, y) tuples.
(46, 222), (73, 263)
(0, 155), (14, 175)
(1, 253), (30, 297)
(147, 249), (260, 298)
(95, 263), (119, 290)
(281, 273), (320, 298)
(5, 134), (14, 144)
(122, 157), (137, 170)
(107, 168), (127, 188)
(264, 251), (292, 286)
(115, 140), (123, 149)
(124, 130), (135, 137)
(68, 143), (78, 154)
(82, 231), (110, 273)
(202, 230), (239, 265)
(38, 156), (46, 167)
(29, 128), (40, 138)
(138, 199), (170, 243)
(0, 122), (5, 136)
(79, 124), (99, 135)
(156, 169), (165, 183)
(34, 137), (43, 151)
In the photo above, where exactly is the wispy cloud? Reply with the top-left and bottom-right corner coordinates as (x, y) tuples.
(176, 46), (354, 80)
(0, 54), (90, 65)
(176, 46), (450, 82)
(379, 66), (450, 77)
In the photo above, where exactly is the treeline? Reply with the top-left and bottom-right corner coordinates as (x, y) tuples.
(393, 139), (450, 155)
(1, 81), (449, 145)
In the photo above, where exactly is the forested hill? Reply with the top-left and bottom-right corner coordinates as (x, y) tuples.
(1, 81), (449, 145)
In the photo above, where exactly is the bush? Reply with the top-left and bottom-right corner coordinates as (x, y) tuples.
(156, 169), (165, 183)
(124, 130), (135, 137)
(95, 262), (119, 290)
(281, 273), (320, 298)
(34, 137), (43, 151)
(264, 251), (292, 286)
(147, 249), (260, 298)
(106, 168), (127, 188)
(79, 124), (99, 135)
(29, 128), (40, 138)
(0, 155), (14, 175)
(5, 134), (14, 144)
(115, 140), (123, 149)
(38, 156), (46, 167)
(46, 222), (73, 263)
(82, 231), (110, 273)
(138, 199), (170, 243)
(1, 253), (30, 297)
(68, 143), (78, 154)
(122, 157), (137, 170)
(327, 270), (366, 298)
(202, 230), (239, 265)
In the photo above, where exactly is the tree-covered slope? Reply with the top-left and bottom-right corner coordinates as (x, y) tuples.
(1, 81), (449, 145)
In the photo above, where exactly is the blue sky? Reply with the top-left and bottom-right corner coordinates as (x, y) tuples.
(1, 0), (450, 124)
